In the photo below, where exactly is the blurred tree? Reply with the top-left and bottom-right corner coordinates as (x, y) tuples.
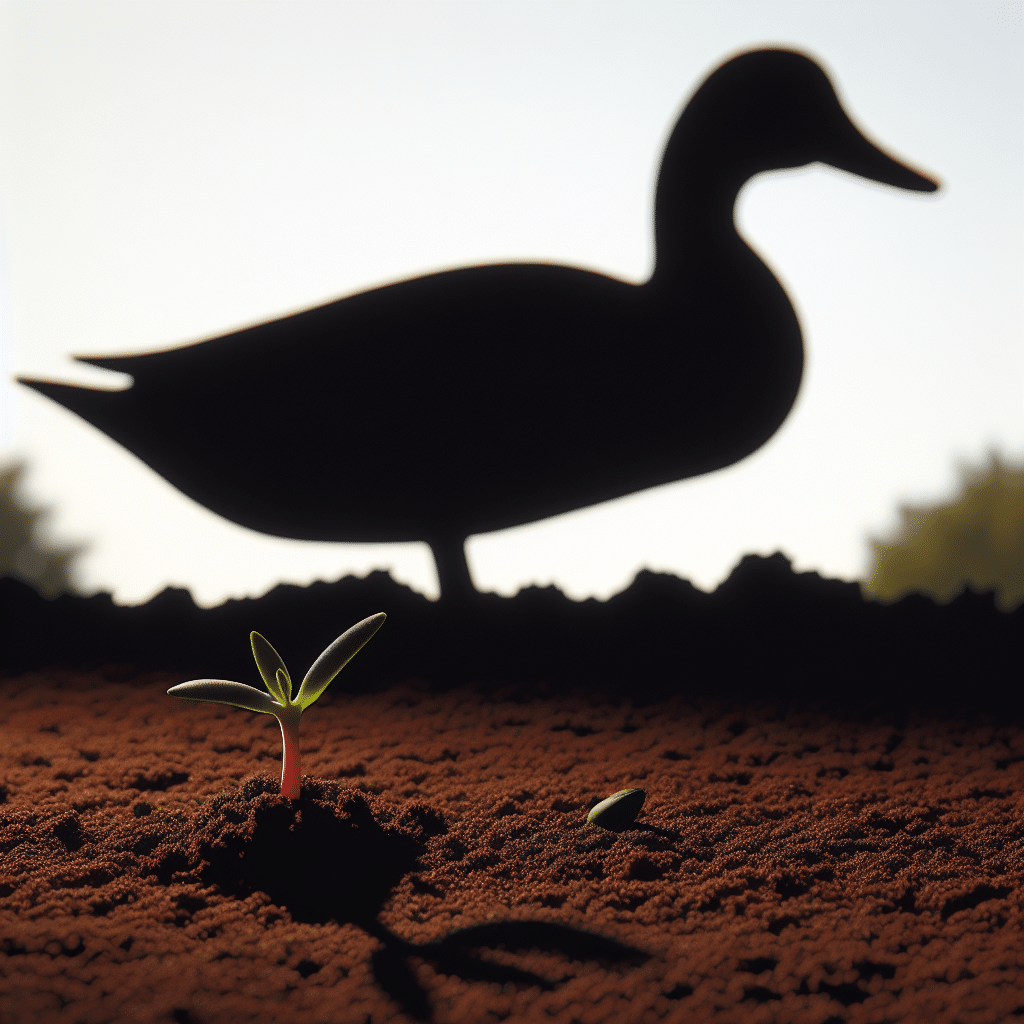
(862, 452), (1024, 612)
(0, 462), (86, 598)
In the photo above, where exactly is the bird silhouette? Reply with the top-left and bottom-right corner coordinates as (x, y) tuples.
(20, 49), (938, 600)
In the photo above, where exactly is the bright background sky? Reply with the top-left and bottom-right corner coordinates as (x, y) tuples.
(0, 1), (1021, 607)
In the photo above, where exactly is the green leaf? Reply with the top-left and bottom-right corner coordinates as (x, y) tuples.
(167, 679), (281, 715)
(251, 632), (291, 703)
(275, 668), (291, 703)
(295, 612), (386, 710)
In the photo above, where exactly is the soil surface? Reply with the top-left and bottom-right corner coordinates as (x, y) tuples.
(1, 671), (1022, 1023)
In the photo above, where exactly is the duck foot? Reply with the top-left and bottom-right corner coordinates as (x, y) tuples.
(427, 536), (478, 604)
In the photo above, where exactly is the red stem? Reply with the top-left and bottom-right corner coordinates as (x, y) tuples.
(274, 705), (303, 799)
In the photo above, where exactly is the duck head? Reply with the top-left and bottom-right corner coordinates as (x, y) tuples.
(655, 48), (938, 263)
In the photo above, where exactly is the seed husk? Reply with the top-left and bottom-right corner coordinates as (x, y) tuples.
(587, 788), (646, 831)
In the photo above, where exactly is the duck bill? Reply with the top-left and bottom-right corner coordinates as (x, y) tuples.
(822, 121), (939, 193)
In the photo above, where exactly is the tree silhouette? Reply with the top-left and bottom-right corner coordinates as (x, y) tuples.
(863, 452), (1024, 612)
(0, 461), (86, 598)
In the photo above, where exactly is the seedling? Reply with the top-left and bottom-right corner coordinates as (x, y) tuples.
(167, 613), (385, 799)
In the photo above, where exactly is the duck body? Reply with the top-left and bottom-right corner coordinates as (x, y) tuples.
(21, 49), (937, 597)
(50, 250), (798, 541)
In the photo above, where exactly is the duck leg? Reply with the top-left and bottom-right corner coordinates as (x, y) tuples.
(426, 535), (478, 603)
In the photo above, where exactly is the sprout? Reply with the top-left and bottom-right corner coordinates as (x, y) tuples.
(167, 613), (386, 799)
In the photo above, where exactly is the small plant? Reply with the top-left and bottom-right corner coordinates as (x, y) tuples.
(167, 613), (386, 799)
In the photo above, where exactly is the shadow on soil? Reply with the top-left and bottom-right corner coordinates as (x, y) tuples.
(179, 775), (647, 1021)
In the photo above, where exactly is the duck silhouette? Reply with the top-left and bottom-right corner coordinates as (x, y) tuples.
(20, 49), (938, 600)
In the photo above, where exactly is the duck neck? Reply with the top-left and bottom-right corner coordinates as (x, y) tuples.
(650, 156), (747, 285)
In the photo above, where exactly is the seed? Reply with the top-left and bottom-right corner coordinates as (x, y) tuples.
(587, 788), (646, 831)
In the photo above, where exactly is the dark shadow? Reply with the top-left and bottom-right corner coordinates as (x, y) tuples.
(17, 48), (937, 600)
(179, 776), (647, 1022)
(185, 776), (425, 928)
(365, 919), (648, 1021)
(631, 822), (681, 839)
(3, 551), (1021, 718)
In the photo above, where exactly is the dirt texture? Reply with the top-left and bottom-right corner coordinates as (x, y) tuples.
(1, 671), (1022, 1024)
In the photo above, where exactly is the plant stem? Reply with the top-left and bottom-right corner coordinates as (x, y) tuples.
(274, 705), (304, 799)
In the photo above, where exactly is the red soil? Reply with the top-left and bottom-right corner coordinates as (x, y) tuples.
(1, 670), (1022, 1023)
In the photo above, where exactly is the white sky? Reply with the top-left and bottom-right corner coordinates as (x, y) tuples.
(0, 1), (1021, 606)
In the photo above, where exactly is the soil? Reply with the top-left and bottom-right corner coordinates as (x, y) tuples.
(1, 670), (1022, 1024)
(3, 556), (1020, 718)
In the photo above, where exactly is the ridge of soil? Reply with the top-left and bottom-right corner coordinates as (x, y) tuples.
(2, 555), (1020, 719)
